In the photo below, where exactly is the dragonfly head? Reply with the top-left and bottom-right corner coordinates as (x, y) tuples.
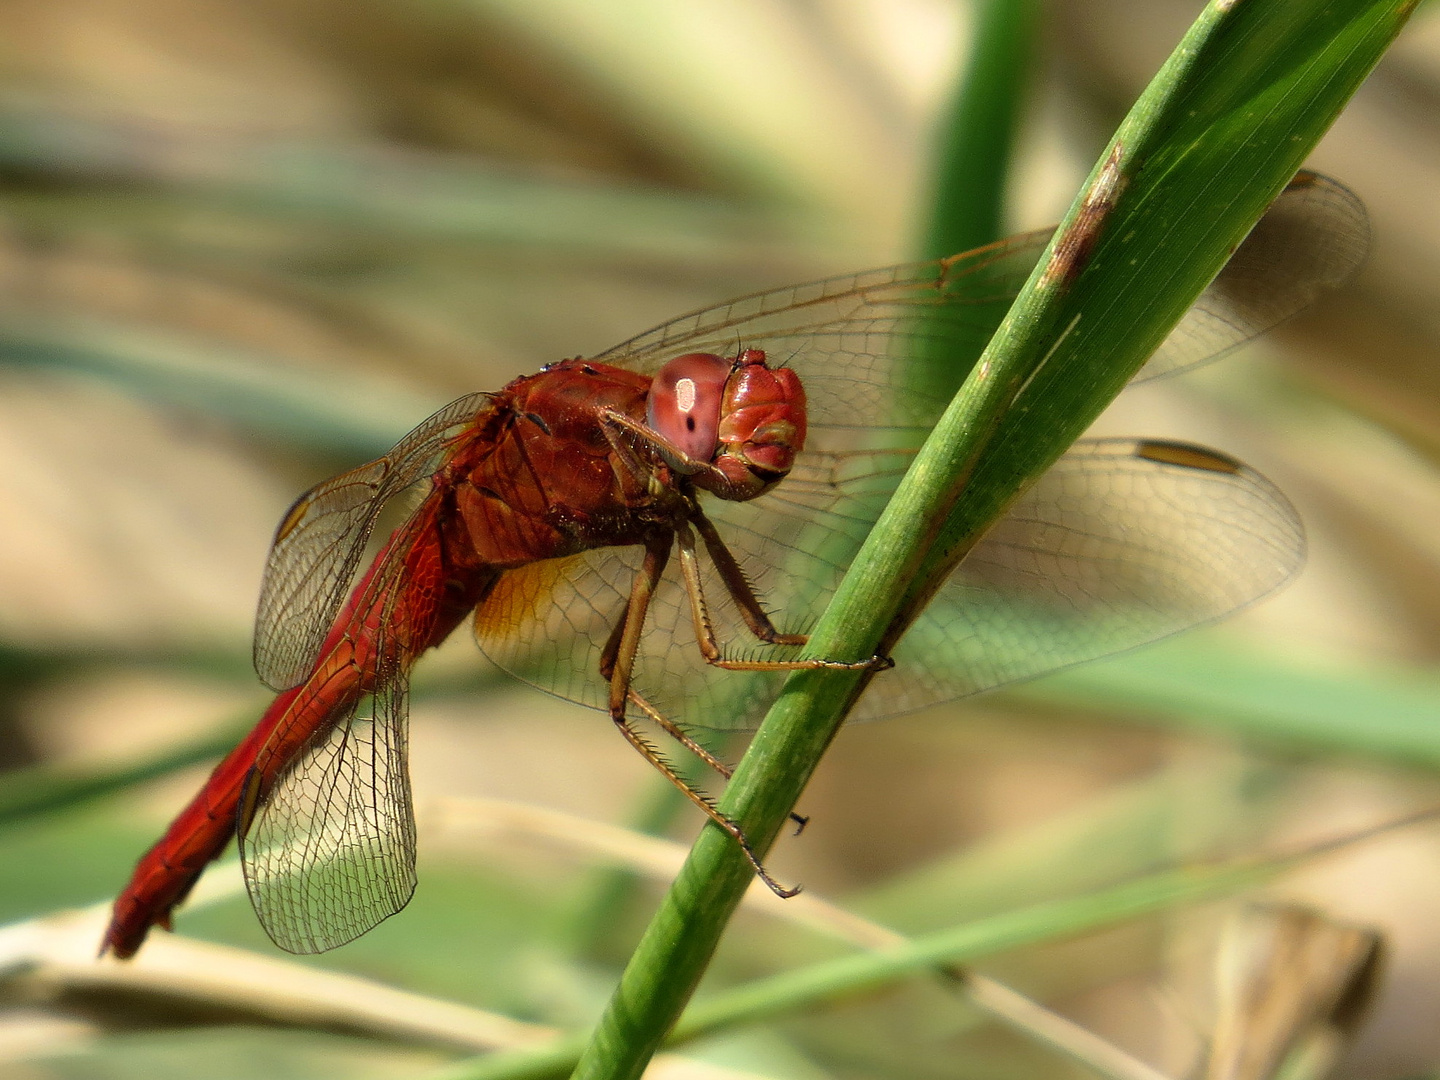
(647, 349), (807, 501)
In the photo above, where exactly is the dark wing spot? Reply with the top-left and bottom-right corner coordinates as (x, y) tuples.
(1135, 440), (1242, 474)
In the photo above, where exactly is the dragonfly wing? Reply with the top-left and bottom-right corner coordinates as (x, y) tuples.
(473, 550), (632, 716)
(851, 438), (1305, 720)
(240, 685), (416, 954)
(254, 392), (492, 690)
(476, 175), (1357, 731)
(1137, 172), (1370, 383)
(591, 173), (1365, 433)
(237, 688), (414, 950)
(239, 532), (425, 955)
(591, 231), (1052, 432)
(474, 440), (1301, 732)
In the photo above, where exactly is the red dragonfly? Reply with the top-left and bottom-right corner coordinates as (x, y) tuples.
(103, 173), (1367, 957)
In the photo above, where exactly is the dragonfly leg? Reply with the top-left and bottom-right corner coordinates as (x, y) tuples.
(604, 532), (669, 716)
(601, 409), (702, 471)
(689, 505), (805, 646)
(678, 515), (891, 674)
(608, 713), (801, 896)
(624, 685), (733, 779)
(597, 595), (629, 681)
(625, 685), (809, 835)
(601, 409), (738, 494)
(607, 532), (801, 896)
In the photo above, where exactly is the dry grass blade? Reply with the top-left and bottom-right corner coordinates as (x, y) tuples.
(0, 900), (785, 1079)
(0, 904), (552, 1052)
(1203, 903), (1385, 1080)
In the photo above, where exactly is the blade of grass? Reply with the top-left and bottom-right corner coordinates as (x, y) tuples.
(850, 757), (1293, 931)
(0, 107), (808, 263)
(920, 0), (1041, 260)
(909, 0), (1041, 408)
(564, 4), (1043, 966)
(0, 717), (250, 829)
(565, 5), (1414, 1079)
(1018, 633), (1440, 770)
(434, 794), (1182, 1080)
(0, 327), (420, 459)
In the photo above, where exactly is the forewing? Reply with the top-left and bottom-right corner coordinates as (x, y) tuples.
(591, 173), (1366, 433)
(254, 392), (491, 691)
(478, 176), (1354, 730)
(239, 528), (422, 954)
(591, 232), (1049, 431)
(1137, 173), (1369, 383)
(851, 438), (1305, 719)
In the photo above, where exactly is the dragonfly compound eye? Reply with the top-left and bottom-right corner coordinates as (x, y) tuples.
(647, 352), (731, 463)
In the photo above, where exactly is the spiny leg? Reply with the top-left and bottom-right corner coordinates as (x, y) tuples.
(605, 556), (805, 830)
(676, 517), (891, 673)
(625, 684), (809, 835)
(607, 532), (801, 895)
(690, 505), (806, 647)
(623, 684), (733, 779)
(608, 716), (799, 896)
(598, 593), (629, 682)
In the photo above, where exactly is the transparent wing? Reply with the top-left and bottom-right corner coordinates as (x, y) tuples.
(240, 686), (415, 954)
(592, 173), (1368, 433)
(1138, 173), (1369, 382)
(239, 507), (441, 954)
(476, 439), (1301, 731)
(473, 550), (637, 713)
(593, 232), (1046, 431)
(850, 438), (1306, 719)
(473, 539), (793, 732)
(253, 392), (492, 691)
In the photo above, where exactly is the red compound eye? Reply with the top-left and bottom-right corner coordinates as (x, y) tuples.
(647, 352), (730, 462)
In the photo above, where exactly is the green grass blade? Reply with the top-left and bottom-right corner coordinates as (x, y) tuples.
(920, 0), (1041, 259)
(0, 668), (508, 828)
(0, 327), (417, 459)
(667, 852), (1289, 1045)
(908, 0), (1041, 407)
(1020, 633), (1440, 769)
(563, 4), (1413, 1079)
(0, 107), (803, 261)
(0, 719), (248, 829)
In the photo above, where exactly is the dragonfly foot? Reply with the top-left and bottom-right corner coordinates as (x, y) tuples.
(716, 812), (802, 898)
(789, 812), (810, 836)
(755, 866), (803, 900)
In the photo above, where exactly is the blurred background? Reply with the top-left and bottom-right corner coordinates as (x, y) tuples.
(0, 1), (1436, 1077)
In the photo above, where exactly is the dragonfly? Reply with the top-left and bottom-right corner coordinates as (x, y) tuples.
(102, 172), (1368, 958)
